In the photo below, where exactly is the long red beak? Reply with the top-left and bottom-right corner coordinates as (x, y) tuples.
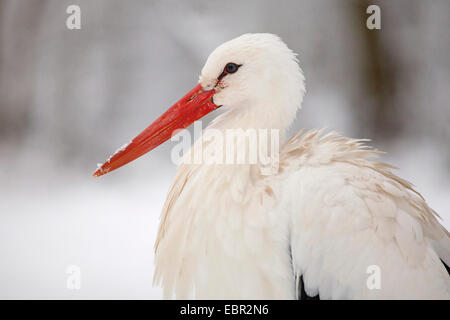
(93, 84), (217, 177)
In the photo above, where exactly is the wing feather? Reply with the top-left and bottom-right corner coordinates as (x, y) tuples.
(281, 130), (450, 299)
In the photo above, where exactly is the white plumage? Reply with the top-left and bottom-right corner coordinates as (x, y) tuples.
(101, 33), (450, 299)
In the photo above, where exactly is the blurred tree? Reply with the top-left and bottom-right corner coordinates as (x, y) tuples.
(0, 0), (47, 141)
(351, 0), (401, 141)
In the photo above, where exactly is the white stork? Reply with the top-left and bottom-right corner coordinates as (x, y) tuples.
(94, 33), (450, 299)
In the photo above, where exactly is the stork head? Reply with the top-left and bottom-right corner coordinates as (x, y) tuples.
(94, 33), (305, 177)
(200, 33), (305, 129)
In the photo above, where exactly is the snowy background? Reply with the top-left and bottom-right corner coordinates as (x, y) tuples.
(0, 0), (449, 299)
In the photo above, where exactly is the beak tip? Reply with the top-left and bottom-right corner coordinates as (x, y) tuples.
(93, 165), (107, 177)
(92, 170), (101, 177)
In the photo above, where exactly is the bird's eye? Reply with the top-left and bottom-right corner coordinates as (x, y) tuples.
(217, 63), (241, 81)
(225, 63), (239, 74)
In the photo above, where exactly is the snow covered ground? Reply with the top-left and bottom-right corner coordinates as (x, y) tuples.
(0, 147), (172, 299)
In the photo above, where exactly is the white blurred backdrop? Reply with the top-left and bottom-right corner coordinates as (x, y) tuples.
(0, 0), (449, 299)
